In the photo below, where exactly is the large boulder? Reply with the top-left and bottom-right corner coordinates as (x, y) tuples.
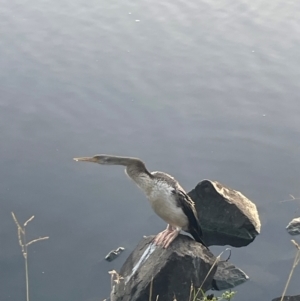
(110, 235), (216, 301)
(110, 235), (249, 301)
(188, 180), (261, 247)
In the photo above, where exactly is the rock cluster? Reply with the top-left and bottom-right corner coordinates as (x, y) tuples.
(109, 180), (260, 301)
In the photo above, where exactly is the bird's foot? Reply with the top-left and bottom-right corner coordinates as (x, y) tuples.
(160, 229), (180, 248)
(153, 229), (172, 246)
(153, 226), (180, 249)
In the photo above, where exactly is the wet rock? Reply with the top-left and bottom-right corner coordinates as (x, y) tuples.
(105, 247), (125, 262)
(272, 295), (300, 301)
(111, 235), (216, 301)
(212, 260), (249, 290)
(188, 180), (261, 247)
(286, 217), (300, 236)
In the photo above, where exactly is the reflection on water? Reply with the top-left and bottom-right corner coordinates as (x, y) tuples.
(1, 0), (300, 300)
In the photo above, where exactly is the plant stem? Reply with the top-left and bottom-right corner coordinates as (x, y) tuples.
(11, 212), (49, 301)
(25, 251), (29, 301)
(280, 245), (300, 301)
(23, 229), (29, 301)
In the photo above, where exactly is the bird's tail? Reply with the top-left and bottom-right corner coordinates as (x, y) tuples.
(189, 226), (209, 250)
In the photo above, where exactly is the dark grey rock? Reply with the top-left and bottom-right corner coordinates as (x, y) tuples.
(286, 217), (300, 236)
(105, 247), (125, 262)
(188, 180), (261, 247)
(272, 295), (300, 301)
(111, 235), (217, 301)
(212, 260), (249, 290)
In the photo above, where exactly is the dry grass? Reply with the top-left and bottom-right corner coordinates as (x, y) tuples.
(280, 239), (300, 301)
(189, 248), (232, 301)
(279, 193), (300, 300)
(11, 212), (49, 301)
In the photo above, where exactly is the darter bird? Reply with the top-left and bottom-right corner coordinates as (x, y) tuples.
(73, 155), (208, 249)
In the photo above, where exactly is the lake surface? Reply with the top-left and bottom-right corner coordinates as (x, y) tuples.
(1, 0), (300, 300)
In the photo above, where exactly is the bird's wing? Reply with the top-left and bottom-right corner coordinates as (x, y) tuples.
(173, 190), (202, 233)
(173, 189), (208, 248)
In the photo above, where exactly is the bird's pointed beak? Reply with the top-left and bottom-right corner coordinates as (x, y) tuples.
(73, 157), (98, 163)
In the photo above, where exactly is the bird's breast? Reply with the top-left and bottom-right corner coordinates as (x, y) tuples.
(148, 183), (188, 228)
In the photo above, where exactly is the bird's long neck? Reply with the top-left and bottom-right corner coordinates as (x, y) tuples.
(104, 156), (153, 192)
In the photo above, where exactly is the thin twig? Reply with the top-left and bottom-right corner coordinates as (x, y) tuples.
(280, 240), (300, 301)
(26, 237), (49, 246)
(280, 194), (300, 203)
(11, 212), (24, 234)
(11, 212), (49, 301)
(189, 282), (193, 301)
(291, 240), (300, 250)
(193, 248), (231, 301)
(24, 216), (34, 227)
(149, 277), (153, 301)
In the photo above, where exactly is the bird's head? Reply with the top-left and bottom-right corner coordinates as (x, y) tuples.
(73, 155), (115, 165)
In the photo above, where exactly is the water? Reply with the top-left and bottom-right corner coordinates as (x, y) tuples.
(1, 0), (300, 300)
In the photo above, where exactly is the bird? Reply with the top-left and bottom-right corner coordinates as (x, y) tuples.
(73, 154), (208, 249)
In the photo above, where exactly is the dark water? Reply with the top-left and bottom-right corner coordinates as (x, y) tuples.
(1, 0), (300, 300)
